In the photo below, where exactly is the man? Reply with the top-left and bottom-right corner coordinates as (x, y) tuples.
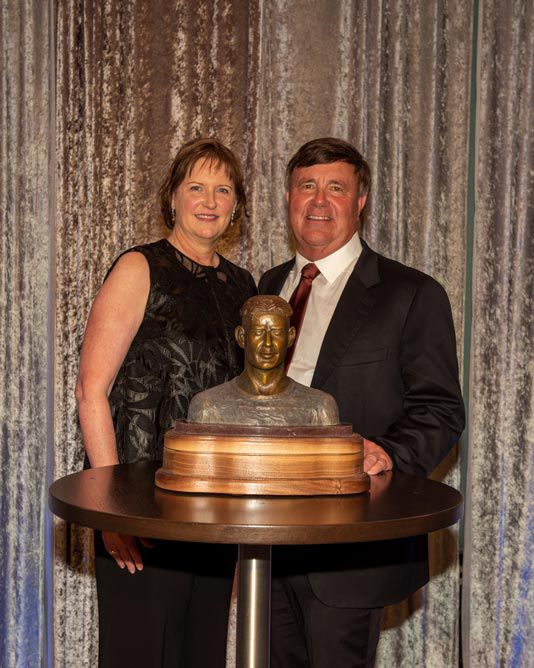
(188, 295), (339, 426)
(259, 138), (465, 667)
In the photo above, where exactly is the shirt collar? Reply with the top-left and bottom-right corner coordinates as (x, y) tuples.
(294, 233), (362, 285)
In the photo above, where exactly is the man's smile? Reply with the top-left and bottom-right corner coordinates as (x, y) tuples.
(306, 214), (332, 221)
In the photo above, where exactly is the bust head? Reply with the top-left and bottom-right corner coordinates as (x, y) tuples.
(187, 293), (340, 419)
(236, 296), (296, 370)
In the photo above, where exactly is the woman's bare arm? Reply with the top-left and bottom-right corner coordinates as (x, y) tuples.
(76, 251), (150, 467)
(76, 251), (152, 573)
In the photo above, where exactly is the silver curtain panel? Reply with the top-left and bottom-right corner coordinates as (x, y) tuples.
(0, 1), (52, 666)
(462, 0), (534, 666)
(1, 0), (532, 666)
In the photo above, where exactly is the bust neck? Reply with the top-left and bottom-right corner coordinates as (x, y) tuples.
(235, 364), (291, 396)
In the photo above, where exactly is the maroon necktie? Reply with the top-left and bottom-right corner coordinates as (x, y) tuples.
(285, 263), (320, 369)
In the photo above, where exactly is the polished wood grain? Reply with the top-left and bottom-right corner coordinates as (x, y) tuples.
(164, 433), (362, 455)
(49, 462), (464, 545)
(159, 425), (368, 495)
(169, 422), (354, 438)
(155, 470), (369, 495)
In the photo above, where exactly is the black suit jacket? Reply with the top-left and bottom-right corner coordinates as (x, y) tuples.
(259, 239), (465, 607)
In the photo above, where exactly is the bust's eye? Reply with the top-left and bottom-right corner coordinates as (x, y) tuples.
(252, 329), (264, 336)
(272, 329), (284, 336)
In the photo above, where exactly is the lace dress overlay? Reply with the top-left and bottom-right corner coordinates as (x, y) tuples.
(107, 238), (256, 463)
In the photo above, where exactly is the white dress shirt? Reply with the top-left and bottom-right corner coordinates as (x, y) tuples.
(280, 233), (363, 386)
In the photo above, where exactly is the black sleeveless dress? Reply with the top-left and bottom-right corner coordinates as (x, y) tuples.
(95, 239), (256, 668)
(108, 238), (256, 463)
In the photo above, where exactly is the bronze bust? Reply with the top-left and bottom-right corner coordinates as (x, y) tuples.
(188, 295), (339, 426)
(157, 296), (368, 495)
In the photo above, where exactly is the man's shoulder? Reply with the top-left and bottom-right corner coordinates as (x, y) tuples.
(259, 258), (295, 293)
(367, 243), (447, 297)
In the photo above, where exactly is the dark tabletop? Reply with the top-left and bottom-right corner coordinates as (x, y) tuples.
(49, 461), (463, 545)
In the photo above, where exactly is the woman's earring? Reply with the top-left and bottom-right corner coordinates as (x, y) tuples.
(230, 208), (236, 225)
(171, 208), (176, 223)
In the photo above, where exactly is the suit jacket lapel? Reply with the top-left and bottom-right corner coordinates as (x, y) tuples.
(312, 242), (380, 389)
(259, 259), (294, 295)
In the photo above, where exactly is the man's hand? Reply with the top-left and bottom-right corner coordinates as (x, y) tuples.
(363, 439), (393, 475)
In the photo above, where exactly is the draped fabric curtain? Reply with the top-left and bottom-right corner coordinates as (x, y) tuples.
(0, 0), (532, 666)
(0, 1), (52, 666)
(462, 1), (534, 666)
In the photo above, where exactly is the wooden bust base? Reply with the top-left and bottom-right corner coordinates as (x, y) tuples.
(155, 422), (370, 496)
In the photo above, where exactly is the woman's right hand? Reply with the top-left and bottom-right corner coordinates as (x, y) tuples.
(102, 531), (154, 574)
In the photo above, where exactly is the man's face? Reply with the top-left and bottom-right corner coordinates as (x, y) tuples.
(236, 312), (295, 370)
(286, 161), (368, 261)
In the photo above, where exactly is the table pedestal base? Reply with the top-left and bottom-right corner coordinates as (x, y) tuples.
(236, 544), (272, 668)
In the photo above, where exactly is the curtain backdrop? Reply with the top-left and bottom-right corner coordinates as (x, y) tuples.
(0, 0), (532, 666)
(462, 0), (533, 666)
(0, 1), (52, 667)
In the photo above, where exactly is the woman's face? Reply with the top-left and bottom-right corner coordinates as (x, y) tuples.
(170, 159), (236, 247)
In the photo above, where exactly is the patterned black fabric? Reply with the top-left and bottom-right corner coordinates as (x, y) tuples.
(107, 238), (256, 463)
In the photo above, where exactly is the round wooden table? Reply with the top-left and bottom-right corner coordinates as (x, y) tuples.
(49, 461), (463, 668)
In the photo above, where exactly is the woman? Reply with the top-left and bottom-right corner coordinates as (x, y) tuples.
(76, 138), (256, 667)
